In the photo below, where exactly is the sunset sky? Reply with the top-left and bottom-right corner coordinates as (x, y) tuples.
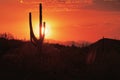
(0, 0), (120, 42)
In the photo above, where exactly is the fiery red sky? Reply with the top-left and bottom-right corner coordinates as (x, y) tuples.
(0, 0), (120, 42)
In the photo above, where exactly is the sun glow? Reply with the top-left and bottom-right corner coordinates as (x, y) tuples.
(34, 22), (51, 39)
(19, 0), (23, 3)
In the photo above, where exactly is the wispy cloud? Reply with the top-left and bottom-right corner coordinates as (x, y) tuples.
(83, 0), (120, 11)
(19, 0), (91, 4)
(18, 0), (93, 12)
(19, 0), (120, 12)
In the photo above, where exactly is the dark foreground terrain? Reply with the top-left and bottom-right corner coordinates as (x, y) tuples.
(0, 38), (120, 80)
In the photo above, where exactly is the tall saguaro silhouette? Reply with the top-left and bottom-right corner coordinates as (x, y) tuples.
(39, 4), (42, 39)
(29, 3), (46, 53)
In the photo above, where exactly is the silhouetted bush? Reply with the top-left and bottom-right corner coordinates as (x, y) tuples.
(0, 37), (24, 53)
(0, 33), (14, 40)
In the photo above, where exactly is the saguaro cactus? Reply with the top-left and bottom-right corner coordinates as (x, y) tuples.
(29, 3), (46, 52)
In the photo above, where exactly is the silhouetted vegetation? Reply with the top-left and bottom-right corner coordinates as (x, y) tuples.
(0, 33), (14, 40)
(0, 37), (120, 80)
(0, 33), (24, 55)
(29, 3), (46, 54)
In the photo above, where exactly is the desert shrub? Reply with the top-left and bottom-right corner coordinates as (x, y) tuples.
(0, 33), (14, 40)
(0, 33), (24, 53)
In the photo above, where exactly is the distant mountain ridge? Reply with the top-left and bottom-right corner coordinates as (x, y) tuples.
(45, 39), (90, 47)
